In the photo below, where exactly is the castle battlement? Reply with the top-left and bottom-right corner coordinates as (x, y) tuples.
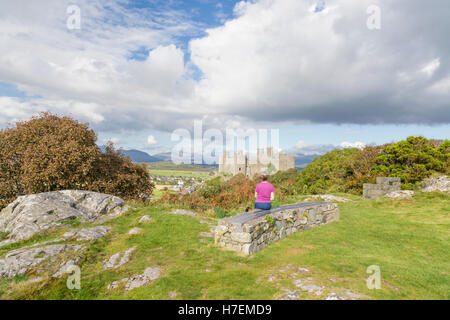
(219, 148), (295, 177)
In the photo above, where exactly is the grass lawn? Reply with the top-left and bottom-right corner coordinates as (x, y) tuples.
(0, 192), (448, 300)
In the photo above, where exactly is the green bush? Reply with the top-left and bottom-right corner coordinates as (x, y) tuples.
(296, 148), (360, 194)
(374, 136), (449, 189)
(0, 113), (154, 209)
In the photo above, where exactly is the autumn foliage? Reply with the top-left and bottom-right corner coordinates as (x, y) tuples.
(0, 113), (153, 209)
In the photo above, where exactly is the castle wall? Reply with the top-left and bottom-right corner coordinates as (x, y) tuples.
(219, 148), (295, 176)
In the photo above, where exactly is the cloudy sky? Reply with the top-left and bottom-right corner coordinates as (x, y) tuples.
(0, 0), (449, 156)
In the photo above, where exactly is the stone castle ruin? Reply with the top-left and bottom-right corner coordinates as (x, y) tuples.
(219, 147), (295, 177)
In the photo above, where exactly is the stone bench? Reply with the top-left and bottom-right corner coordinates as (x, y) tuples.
(215, 202), (340, 255)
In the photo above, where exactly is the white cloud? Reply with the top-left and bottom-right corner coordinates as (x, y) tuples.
(147, 135), (158, 145)
(421, 58), (440, 78)
(0, 0), (449, 137)
(103, 137), (121, 144)
(291, 140), (335, 156)
(340, 141), (366, 150)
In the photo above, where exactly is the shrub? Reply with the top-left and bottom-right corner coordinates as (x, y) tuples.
(296, 148), (360, 194)
(0, 113), (153, 209)
(162, 173), (256, 212)
(374, 136), (449, 189)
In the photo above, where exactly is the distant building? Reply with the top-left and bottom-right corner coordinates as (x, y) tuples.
(219, 147), (295, 177)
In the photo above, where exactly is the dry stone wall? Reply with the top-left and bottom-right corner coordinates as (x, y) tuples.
(215, 202), (340, 255)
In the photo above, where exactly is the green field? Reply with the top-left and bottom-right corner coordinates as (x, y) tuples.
(1, 191), (448, 300)
(147, 161), (216, 178)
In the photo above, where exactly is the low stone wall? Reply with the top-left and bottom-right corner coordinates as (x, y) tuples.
(215, 202), (340, 255)
(363, 177), (401, 200)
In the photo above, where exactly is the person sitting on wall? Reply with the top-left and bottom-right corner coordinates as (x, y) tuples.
(254, 173), (275, 210)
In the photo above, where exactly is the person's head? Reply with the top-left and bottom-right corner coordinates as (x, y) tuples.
(261, 173), (269, 181)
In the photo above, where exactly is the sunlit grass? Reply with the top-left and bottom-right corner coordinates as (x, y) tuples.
(1, 192), (449, 300)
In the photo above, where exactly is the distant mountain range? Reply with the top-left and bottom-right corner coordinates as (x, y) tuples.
(294, 154), (319, 169)
(100, 146), (320, 167)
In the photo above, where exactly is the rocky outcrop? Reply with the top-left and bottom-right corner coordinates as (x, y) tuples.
(0, 191), (129, 246)
(63, 226), (110, 241)
(421, 176), (449, 193)
(107, 266), (161, 292)
(0, 244), (85, 278)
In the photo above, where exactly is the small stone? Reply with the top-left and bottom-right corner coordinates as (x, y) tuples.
(199, 232), (214, 238)
(103, 247), (136, 270)
(171, 209), (197, 217)
(168, 291), (178, 299)
(279, 290), (299, 300)
(325, 293), (348, 300)
(138, 215), (152, 224)
(385, 190), (415, 199)
(293, 279), (324, 296)
(128, 228), (142, 235)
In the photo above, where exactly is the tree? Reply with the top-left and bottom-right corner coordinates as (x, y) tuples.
(0, 113), (153, 209)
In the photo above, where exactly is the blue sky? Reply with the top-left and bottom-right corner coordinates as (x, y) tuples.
(0, 0), (449, 157)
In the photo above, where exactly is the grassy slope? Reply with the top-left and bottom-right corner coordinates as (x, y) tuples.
(0, 192), (449, 300)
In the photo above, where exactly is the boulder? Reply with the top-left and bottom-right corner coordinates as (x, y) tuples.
(421, 176), (450, 193)
(0, 191), (129, 246)
(0, 244), (85, 278)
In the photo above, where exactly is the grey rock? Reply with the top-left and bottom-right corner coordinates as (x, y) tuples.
(325, 293), (348, 300)
(171, 209), (197, 217)
(198, 232), (214, 238)
(63, 226), (110, 241)
(103, 247), (136, 270)
(0, 191), (129, 246)
(385, 190), (415, 199)
(138, 215), (152, 224)
(0, 244), (85, 278)
(305, 195), (351, 203)
(279, 290), (299, 300)
(53, 258), (80, 278)
(422, 176), (450, 193)
(128, 228), (142, 235)
(124, 267), (161, 292)
(325, 290), (366, 300)
(293, 278), (324, 296)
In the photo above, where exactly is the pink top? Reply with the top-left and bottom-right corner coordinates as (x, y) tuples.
(255, 182), (274, 203)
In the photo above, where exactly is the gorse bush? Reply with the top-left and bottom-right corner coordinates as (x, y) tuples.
(0, 113), (153, 209)
(296, 148), (361, 194)
(374, 136), (449, 189)
(295, 136), (449, 194)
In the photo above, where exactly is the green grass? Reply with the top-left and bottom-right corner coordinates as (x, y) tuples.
(1, 192), (449, 300)
(149, 169), (212, 178)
